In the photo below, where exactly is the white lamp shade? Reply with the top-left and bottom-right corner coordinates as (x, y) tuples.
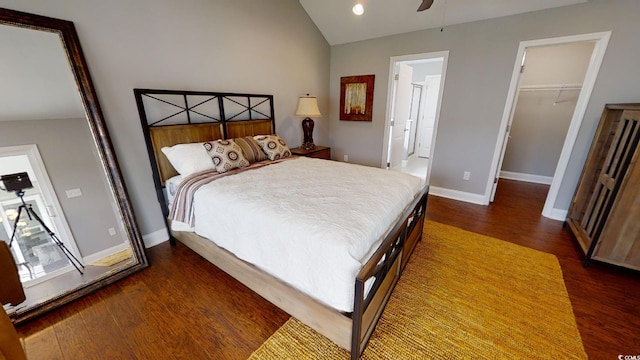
(295, 96), (322, 117)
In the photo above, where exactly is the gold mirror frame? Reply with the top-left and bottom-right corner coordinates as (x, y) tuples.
(0, 7), (148, 324)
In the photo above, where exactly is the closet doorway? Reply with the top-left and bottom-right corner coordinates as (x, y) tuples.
(487, 32), (611, 220)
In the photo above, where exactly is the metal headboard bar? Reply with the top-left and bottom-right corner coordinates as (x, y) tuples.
(143, 93), (222, 126)
(224, 95), (272, 121)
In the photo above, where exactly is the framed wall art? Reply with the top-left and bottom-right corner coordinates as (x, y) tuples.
(340, 74), (375, 121)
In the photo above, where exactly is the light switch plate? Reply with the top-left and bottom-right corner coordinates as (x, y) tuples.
(66, 188), (82, 198)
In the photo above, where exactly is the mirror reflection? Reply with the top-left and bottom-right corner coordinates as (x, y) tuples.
(0, 13), (144, 321)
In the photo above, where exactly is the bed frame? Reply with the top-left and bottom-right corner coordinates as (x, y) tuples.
(134, 89), (428, 359)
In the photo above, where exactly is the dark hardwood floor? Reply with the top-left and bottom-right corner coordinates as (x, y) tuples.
(15, 179), (639, 359)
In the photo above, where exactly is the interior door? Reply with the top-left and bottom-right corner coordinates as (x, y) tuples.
(490, 50), (528, 202)
(389, 63), (413, 170)
(417, 75), (441, 158)
(406, 84), (423, 157)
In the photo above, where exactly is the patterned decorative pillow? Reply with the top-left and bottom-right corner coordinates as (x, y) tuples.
(253, 135), (291, 161)
(234, 136), (267, 163)
(203, 139), (250, 173)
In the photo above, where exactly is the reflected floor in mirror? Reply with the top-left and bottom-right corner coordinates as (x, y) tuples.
(5, 255), (134, 316)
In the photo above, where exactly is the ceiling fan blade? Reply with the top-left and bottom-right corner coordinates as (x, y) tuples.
(417, 0), (434, 12)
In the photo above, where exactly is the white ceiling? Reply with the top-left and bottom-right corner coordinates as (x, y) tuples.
(299, 0), (588, 45)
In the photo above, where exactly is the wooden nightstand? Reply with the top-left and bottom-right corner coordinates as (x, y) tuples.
(290, 145), (331, 160)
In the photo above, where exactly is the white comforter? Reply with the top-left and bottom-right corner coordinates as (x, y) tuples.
(191, 157), (423, 312)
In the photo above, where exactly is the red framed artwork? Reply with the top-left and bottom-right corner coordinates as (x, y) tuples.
(340, 74), (375, 121)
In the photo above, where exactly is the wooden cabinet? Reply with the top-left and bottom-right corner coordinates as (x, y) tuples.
(566, 104), (640, 270)
(290, 146), (331, 160)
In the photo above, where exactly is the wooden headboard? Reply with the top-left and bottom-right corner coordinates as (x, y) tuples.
(134, 89), (276, 215)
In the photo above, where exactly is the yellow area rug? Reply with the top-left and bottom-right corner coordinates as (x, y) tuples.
(249, 220), (586, 359)
(91, 247), (132, 267)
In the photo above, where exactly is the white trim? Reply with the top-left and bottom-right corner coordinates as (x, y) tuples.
(428, 186), (486, 205)
(485, 31), (612, 217)
(82, 241), (130, 264)
(382, 51), (449, 171)
(546, 208), (568, 221)
(499, 171), (553, 185)
(143, 227), (170, 248)
(21, 266), (74, 289)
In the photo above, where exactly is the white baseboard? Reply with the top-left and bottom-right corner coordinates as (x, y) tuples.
(500, 171), (553, 185)
(428, 186), (486, 205)
(543, 207), (568, 221)
(143, 227), (170, 248)
(83, 242), (130, 264)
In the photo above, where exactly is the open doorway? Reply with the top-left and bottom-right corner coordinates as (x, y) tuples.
(486, 32), (611, 220)
(383, 51), (448, 184)
(0, 144), (81, 287)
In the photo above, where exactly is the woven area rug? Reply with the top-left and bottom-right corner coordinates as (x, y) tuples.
(249, 220), (586, 359)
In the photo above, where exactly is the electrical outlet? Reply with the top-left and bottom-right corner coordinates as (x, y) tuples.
(463, 171), (471, 181)
(108, 227), (117, 236)
(344, 154), (349, 162)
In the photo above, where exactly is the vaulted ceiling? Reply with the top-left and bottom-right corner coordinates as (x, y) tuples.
(299, 0), (588, 45)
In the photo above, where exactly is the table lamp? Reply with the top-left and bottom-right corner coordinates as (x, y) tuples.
(295, 94), (322, 150)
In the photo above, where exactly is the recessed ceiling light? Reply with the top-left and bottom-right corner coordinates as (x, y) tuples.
(352, 3), (364, 16)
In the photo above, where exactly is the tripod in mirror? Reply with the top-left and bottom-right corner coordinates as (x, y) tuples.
(2, 172), (84, 275)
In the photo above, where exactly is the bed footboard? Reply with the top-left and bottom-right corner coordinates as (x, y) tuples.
(351, 185), (428, 359)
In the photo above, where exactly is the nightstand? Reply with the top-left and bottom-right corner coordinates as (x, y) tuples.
(290, 145), (331, 160)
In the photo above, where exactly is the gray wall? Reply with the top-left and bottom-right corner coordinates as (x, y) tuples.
(502, 42), (594, 177)
(0, 118), (122, 256)
(329, 0), (640, 210)
(0, 0), (330, 244)
(520, 42), (595, 86)
(411, 60), (444, 82)
(502, 90), (580, 177)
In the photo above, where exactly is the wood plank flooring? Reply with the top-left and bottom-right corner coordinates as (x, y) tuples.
(16, 179), (639, 359)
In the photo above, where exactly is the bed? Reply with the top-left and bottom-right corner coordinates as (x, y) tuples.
(135, 89), (429, 359)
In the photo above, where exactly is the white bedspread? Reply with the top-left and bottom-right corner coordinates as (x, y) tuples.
(191, 157), (423, 312)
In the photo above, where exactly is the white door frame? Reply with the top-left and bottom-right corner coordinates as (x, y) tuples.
(0, 144), (82, 261)
(484, 31), (611, 219)
(382, 51), (449, 184)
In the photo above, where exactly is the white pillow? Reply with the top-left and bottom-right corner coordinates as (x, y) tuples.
(161, 142), (215, 176)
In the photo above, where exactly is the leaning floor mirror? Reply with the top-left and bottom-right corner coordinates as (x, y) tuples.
(0, 8), (148, 324)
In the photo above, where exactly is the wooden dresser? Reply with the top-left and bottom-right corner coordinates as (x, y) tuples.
(290, 145), (331, 160)
(566, 103), (640, 270)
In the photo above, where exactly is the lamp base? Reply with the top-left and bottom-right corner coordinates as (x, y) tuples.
(301, 142), (316, 151)
(302, 117), (315, 151)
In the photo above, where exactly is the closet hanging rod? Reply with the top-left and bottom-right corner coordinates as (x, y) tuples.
(519, 83), (582, 92)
